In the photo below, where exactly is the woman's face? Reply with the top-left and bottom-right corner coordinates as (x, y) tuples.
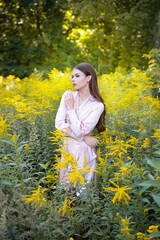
(71, 68), (91, 91)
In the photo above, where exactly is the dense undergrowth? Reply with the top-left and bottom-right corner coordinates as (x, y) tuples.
(0, 65), (160, 240)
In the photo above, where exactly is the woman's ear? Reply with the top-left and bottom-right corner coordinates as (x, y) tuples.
(87, 75), (92, 82)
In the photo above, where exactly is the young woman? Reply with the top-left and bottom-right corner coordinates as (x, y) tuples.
(55, 62), (106, 190)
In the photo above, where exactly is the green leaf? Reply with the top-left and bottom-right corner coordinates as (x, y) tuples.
(151, 193), (160, 206)
(39, 163), (46, 169)
(14, 184), (22, 188)
(17, 144), (25, 153)
(84, 229), (94, 237)
(139, 180), (160, 187)
(44, 161), (49, 170)
(154, 150), (160, 155)
(147, 231), (160, 237)
(1, 181), (12, 186)
(141, 198), (150, 204)
(38, 177), (46, 183)
(1, 139), (15, 146)
(23, 178), (32, 183)
(94, 231), (103, 236)
(146, 157), (160, 171)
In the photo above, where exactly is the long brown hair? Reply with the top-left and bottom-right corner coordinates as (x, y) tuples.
(74, 62), (106, 133)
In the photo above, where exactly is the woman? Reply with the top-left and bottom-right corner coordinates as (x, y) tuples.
(55, 62), (106, 190)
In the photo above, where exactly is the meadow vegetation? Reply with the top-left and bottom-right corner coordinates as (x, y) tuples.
(0, 63), (160, 239)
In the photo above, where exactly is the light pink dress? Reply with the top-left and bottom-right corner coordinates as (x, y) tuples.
(55, 90), (104, 186)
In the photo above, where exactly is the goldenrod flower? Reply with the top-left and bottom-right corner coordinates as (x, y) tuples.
(24, 143), (31, 154)
(116, 212), (120, 217)
(137, 232), (146, 240)
(106, 137), (136, 159)
(58, 197), (73, 216)
(128, 136), (139, 147)
(67, 164), (95, 187)
(144, 208), (148, 214)
(141, 138), (150, 148)
(50, 129), (69, 147)
(147, 225), (159, 233)
(54, 148), (76, 170)
(23, 185), (47, 207)
(120, 218), (134, 239)
(104, 180), (131, 204)
(139, 125), (146, 131)
(0, 114), (12, 137)
(45, 171), (57, 184)
(151, 129), (160, 141)
(11, 132), (18, 143)
(97, 148), (108, 173)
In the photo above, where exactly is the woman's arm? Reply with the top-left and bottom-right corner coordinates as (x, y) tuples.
(83, 134), (99, 148)
(55, 92), (71, 133)
(55, 91), (83, 140)
(65, 91), (104, 138)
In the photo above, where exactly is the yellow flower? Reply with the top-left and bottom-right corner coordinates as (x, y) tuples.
(55, 150), (96, 187)
(144, 208), (148, 214)
(11, 132), (18, 143)
(24, 143), (31, 154)
(54, 148), (76, 170)
(45, 171), (57, 184)
(139, 125), (146, 131)
(141, 138), (150, 148)
(106, 137), (136, 159)
(147, 225), (159, 233)
(23, 185), (47, 207)
(69, 238), (74, 240)
(115, 165), (133, 181)
(97, 148), (108, 173)
(120, 218), (134, 239)
(151, 129), (160, 141)
(116, 212), (120, 217)
(0, 114), (12, 137)
(104, 180), (131, 204)
(58, 197), (73, 216)
(128, 136), (139, 146)
(67, 163), (95, 187)
(50, 129), (69, 147)
(137, 232), (146, 240)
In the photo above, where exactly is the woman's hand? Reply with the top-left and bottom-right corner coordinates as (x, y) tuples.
(83, 134), (99, 148)
(65, 90), (74, 111)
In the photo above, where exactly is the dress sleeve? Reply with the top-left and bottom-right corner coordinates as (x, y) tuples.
(55, 92), (82, 140)
(67, 102), (104, 138)
(55, 92), (70, 133)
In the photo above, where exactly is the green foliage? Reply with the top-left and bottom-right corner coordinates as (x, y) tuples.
(0, 0), (81, 77)
(0, 67), (160, 239)
(64, 0), (160, 72)
(143, 48), (160, 98)
(1, 0), (160, 77)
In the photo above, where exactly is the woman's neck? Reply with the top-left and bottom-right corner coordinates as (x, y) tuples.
(78, 86), (91, 106)
(79, 87), (91, 101)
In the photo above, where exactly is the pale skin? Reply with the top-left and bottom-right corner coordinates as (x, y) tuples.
(65, 68), (99, 148)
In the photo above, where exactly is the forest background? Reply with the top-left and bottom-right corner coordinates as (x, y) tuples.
(0, 0), (160, 240)
(1, 0), (160, 77)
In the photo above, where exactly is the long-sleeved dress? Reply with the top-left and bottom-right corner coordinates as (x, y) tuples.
(55, 90), (104, 187)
